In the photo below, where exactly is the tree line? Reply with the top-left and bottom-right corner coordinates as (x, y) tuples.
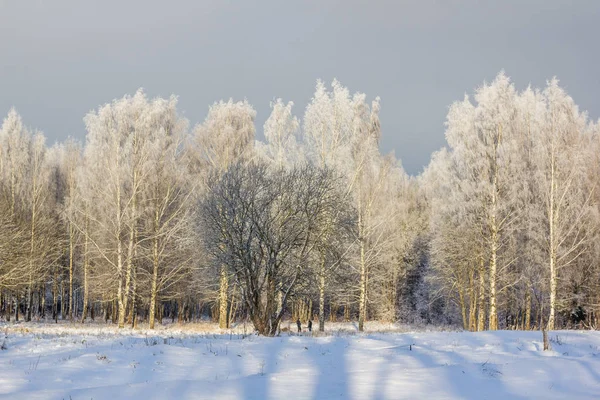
(0, 73), (598, 335)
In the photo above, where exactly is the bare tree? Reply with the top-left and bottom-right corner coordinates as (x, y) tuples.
(200, 161), (352, 336)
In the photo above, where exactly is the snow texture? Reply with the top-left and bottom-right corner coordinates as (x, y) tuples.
(1, 322), (599, 399)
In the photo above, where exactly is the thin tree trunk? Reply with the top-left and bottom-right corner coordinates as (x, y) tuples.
(26, 286), (32, 322)
(318, 257), (326, 332)
(489, 206), (498, 330)
(117, 218), (125, 327)
(113, 299), (118, 324)
(468, 268), (477, 331)
(149, 201), (160, 329)
(487, 123), (502, 331)
(38, 287), (42, 319)
(548, 151), (557, 331)
(68, 222), (74, 320)
(358, 210), (367, 332)
(229, 288), (238, 328)
(130, 261), (137, 328)
(104, 300), (109, 322)
(15, 292), (19, 321)
(177, 298), (184, 323)
(218, 266), (229, 329)
(525, 284), (532, 330)
(26, 197), (36, 322)
(123, 201), (136, 326)
(149, 239), (159, 329)
(477, 256), (486, 331)
(115, 137), (126, 328)
(459, 287), (468, 330)
(344, 299), (350, 322)
(81, 213), (89, 323)
(52, 277), (58, 322)
(128, 225), (138, 327)
(6, 291), (11, 322)
(61, 281), (66, 319)
(40, 285), (45, 319)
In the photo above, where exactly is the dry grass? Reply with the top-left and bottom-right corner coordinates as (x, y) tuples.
(0, 318), (457, 338)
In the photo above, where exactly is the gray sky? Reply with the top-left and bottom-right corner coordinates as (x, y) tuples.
(1, 0), (599, 175)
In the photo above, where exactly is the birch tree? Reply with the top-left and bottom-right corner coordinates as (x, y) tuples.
(512, 87), (546, 330)
(303, 80), (356, 330)
(82, 90), (157, 328)
(0, 110), (31, 301)
(302, 80), (399, 331)
(471, 73), (521, 330)
(56, 139), (83, 320)
(192, 99), (256, 329)
(260, 98), (300, 168)
(535, 79), (592, 330)
(138, 96), (194, 329)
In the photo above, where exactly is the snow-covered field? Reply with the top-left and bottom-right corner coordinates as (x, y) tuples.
(1, 322), (599, 399)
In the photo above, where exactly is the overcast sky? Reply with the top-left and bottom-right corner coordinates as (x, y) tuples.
(1, 0), (599, 175)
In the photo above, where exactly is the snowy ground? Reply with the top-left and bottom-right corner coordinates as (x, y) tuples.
(1, 321), (599, 399)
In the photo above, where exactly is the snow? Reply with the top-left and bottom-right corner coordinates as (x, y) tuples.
(1, 322), (599, 399)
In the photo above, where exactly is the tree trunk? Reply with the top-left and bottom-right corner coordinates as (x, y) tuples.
(489, 213), (498, 330)
(525, 284), (532, 330)
(149, 205), (160, 329)
(177, 298), (184, 323)
(123, 221), (135, 327)
(68, 222), (74, 320)
(218, 266), (229, 329)
(40, 285), (45, 318)
(6, 291), (11, 322)
(330, 302), (338, 322)
(26, 167), (39, 323)
(149, 290), (158, 329)
(477, 256), (486, 331)
(358, 236), (367, 332)
(81, 217), (89, 323)
(129, 262), (137, 328)
(318, 258), (326, 332)
(52, 278), (58, 322)
(149, 255), (159, 329)
(60, 281), (66, 319)
(116, 229), (126, 327)
(542, 328), (550, 351)
(26, 286), (32, 322)
(15, 293), (19, 321)
(104, 301), (109, 322)
(468, 268), (477, 331)
(547, 134), (558, 331)
(459, 288), (468, 330)
(229, 284), (238, 327)
(487, 122), (502, 331)
(115, 144), (126, 328)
